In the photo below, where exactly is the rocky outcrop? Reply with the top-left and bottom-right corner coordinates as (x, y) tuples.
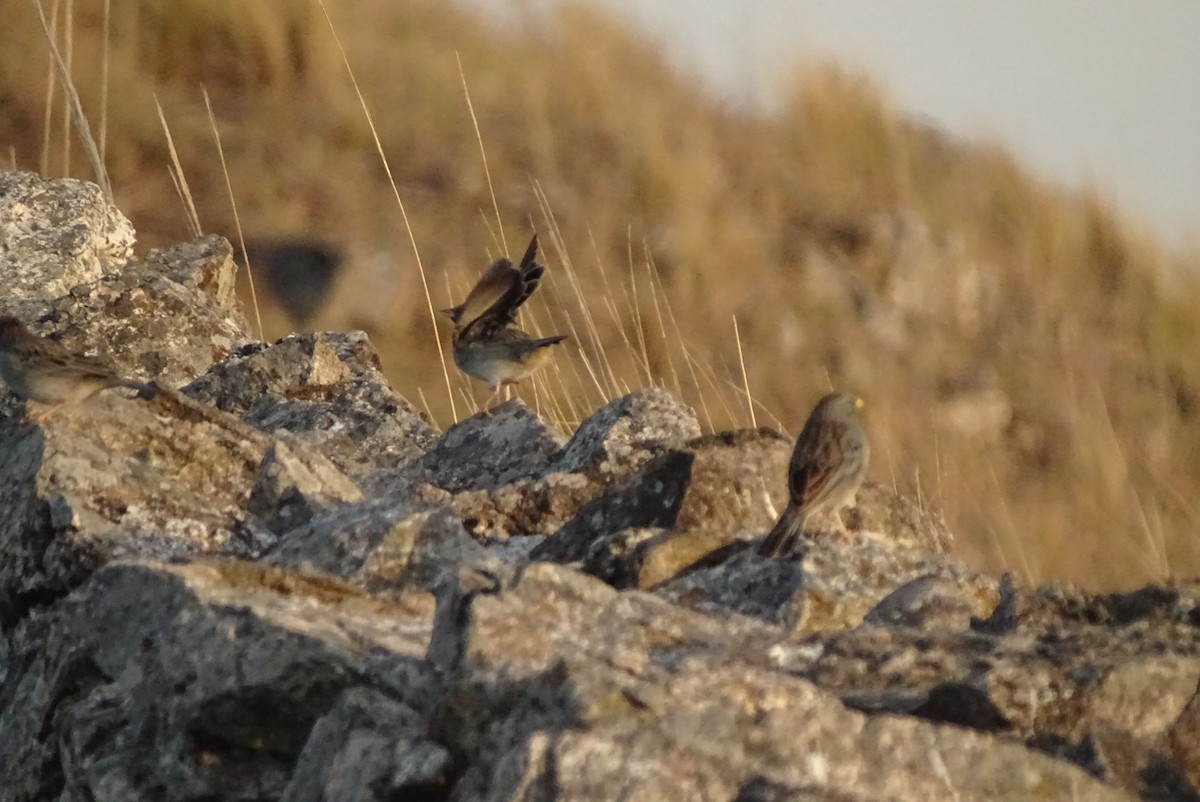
(0, 171), (1195, 801)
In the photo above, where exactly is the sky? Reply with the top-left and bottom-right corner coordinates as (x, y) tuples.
(471, 0), (1200, 249)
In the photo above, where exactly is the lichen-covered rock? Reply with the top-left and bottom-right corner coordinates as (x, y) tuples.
(0, 560), (437, 802)
(0, 172), (1189, 801)
(0, 171), (135, 299)
(264, 497), (493, 594)
(281, 687), (452, 802)
(0, 226), (248, 389)
(1169, 676), (1200, 792)
(407, 401), (567, 493)
(551, 387), (701, 475)
(863, 572), (980, 630)
(448, 471), (598, 540)
(248, 439), (365, 534)
(431, 562), (1130, 802)
(0, 390), (273, 606)
(184, 330), (437, 478)
(533, 427), (791, 571)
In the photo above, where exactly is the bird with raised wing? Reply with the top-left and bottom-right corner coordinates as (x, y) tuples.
(442, 234), (567, 411)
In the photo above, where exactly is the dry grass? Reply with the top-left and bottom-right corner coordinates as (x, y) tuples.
(4, 0), (1200, 589)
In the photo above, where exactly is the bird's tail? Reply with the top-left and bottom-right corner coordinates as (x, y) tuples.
(529, 334), (568, 350)
(116, 378), (158, 400)
(758, 504), (807, 558)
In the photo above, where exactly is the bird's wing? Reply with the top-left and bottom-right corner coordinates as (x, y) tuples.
(504, 234), (544, 317)
(455, 258), (520, 331)
(458, 235), (546, 340)
(790, 419), (849, 510)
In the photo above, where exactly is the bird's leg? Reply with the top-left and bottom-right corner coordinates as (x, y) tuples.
(833, 510), (851, 540)
(480, 385), (502, 417)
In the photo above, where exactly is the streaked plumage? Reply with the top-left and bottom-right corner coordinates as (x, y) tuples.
(442, 234), (567, 410)
(758, 392), (870, 558)
(0, 315), (149, 419)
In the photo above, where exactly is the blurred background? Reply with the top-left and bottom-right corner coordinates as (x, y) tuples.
(2, 0), (1199, 589)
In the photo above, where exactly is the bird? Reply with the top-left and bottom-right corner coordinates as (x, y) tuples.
(441, 234), (567, 411)
(758, 391), (870, 558)
(0, 315), (151, 421)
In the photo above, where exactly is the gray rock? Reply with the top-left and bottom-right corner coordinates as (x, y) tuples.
(0, 225), (248, 389)
(434, 562), (1130, 802)
(448, 471), (597, 540)
(531, 449), (695, 564)
(248, 439), (365, 535)
(0, 172), (1185, 801)
(184, 330), (437, 478)
(408, 400), (567, 492)
(658, 520), (992, 632)
(0, 560), (438, 802)
(281, 687), (452, 802)
(0, 171), (135, 300)
(551, 387), (701, 475)
(264, 496), (493, 593)
(1168, 675), (1200, 792)
(0, 390), (274, 605)
(862, 572), (979, 630)
(535, 427), (791, 580)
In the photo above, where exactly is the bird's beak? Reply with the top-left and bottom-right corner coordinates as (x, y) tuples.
(439, 307), (455, 320)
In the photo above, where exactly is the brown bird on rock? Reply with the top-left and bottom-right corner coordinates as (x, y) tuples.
(0, 315), (150, 421)
(758, 391), (870, 558)
(442, 234), (567, 411)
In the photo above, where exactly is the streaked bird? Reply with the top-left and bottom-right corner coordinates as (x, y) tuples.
(758, 392), (870, 558)
(442, 234), (567, 411)
(0, 315), (150, 420)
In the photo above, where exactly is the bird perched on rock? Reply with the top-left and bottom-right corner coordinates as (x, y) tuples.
(758, 391), (870, 558)
(0, 315), (151, 421)
(442, 234), (567, 411)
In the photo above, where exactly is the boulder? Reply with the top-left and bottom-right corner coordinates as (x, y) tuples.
(1, 170), (1188, 802)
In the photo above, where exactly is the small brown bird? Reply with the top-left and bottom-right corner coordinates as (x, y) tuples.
(442, 234), (567, 410)
(0, 315), (150, 420)
(758, 392), (870, 558)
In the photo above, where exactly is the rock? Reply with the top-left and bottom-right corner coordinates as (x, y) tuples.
(247, 439), (365, 535)
(424, 394), (717, 546)
(862, 572), (979, 630)
(184, 331), (437, 479)
(651, 492), (990, 631)
(0, 390), (274, 606)
(1168, 676), (1200, 791)
(532, 428), (791, 569)
(448, 471), (598, 540)
(432, 562), (1130, 802)
(0, 228), (248, 389)
(551, 387), (702, 475)
(0, 560), (437, 802)
(531, 449), (696, 564)
(281, 687), (452, 802)
(766, 581), (1200, 797)
(407, 401), (567, 493)
(264, 497), (493, 594)
(0, 171), (1189, 800)
(0, 171), (135, 300)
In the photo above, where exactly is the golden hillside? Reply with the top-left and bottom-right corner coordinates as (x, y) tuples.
(4, 0), (1200, 588)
